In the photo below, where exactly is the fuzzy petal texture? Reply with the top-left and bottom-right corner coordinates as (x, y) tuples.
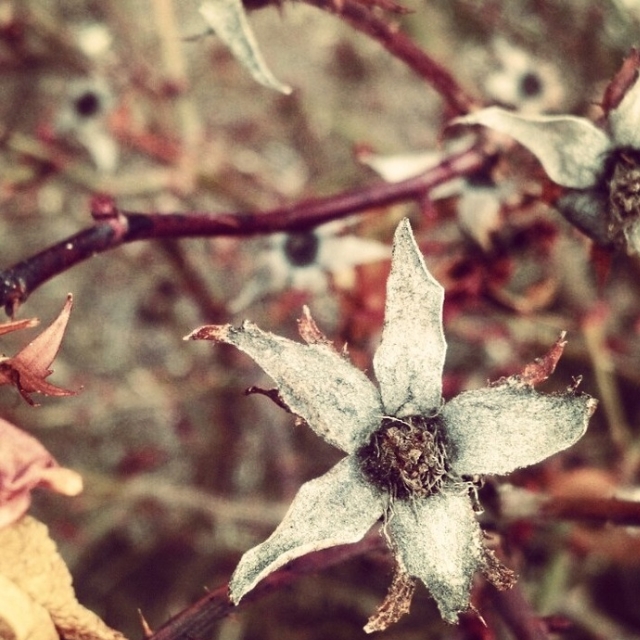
(609, 74), (640, 147)
(455, 108), (611, 189)
(374, 219), (446, 417)
(188, 323), (382, 452)
(199, 0), (291, 94)
(388, 489), (485, 623)
(442, 381), (597, 476)
(229, 457), (382, 602)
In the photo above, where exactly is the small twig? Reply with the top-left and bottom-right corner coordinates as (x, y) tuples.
(0, 146), (487, 315)
(148, 534), (383, 640)
(489, 582), (550, 640)
(303, 0), (480, 115)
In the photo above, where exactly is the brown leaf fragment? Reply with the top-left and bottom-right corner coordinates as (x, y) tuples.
(364, 568), (416, 633)
(245, 386), (293, 413)
(0, 418), (82, 529)
(482, 549), (517, 592)
(296, 306), (333, 348)
(518, 332), (567, 387)
(184, 324), (231, 342)
(0, 318), (39, 337)
(0, 296), (75, 404)
(0, 516), (128, 640)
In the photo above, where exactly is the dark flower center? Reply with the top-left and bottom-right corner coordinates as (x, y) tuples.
(519, 72), (542, 98)
(74, 90), (101, 118)
(283, 232), (319, 267)
(608, 148), (640, 222)
(356, 415), (451, 500)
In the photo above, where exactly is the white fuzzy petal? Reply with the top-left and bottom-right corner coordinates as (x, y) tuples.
(199, 0), (291, 94)
(191, 322), (383, 453)
(229, 457), (382, 602)
(373, 219), (446, 417)
(317, 235), (391, 271)
(388, 489), (485, 623)
(455, 107), (610, 188)
(442, 382), (596, 476)
(610, 75), (640, 148)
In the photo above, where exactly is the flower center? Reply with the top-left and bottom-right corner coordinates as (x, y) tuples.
(608, 148), (640, 221)
(74, 90), (101, 118)
(519, 71), (542, 98)
(356, 415), (451, 500)
(283, 232), (319, 267)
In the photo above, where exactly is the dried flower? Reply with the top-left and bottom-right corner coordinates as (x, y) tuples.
(0, 295), (76, 405)
(454, 56), (640, 254)
(186, 219), (596, 630)
(228, 221), (389, 312)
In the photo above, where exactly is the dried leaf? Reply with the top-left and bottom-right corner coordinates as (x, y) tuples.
(364, 569), (416, 633)
(0, 573), (58, 640)
(0, 318), (39, 337)
(0, 516), (128, 640)
(0, 417), (82, 529)
(199, 0), (292, 94)
(518, 332), (567, 386)
(0, 295), (75, 404)
(297, 306), (333, 348)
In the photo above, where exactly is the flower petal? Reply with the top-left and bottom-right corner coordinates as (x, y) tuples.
(442, 381), (596, 476)
(388, 489), (485, 623)
(454, 108), (611, 189)
(229, 457), (382, 602)
(186, 322), (383, 453)
(609, 75), (640, 147)
(199, 0), (292, 94)
(373, 219), (446, 417)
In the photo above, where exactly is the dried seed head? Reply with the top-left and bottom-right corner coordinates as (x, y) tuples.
(356, 415), (451, 500)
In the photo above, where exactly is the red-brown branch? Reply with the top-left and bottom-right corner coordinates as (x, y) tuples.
(304, 0), (480, 115)
(0, 146), (486, 315)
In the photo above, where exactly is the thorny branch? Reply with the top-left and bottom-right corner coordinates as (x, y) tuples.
(0, 145), (487, 315)
(303, 0), (480, 116)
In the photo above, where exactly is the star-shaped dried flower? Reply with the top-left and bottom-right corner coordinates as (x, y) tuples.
(454, 52), (640, 254)
(186, 219), (596, 630)
(0, 295), (75, 405)
(229, 221), (389, 312)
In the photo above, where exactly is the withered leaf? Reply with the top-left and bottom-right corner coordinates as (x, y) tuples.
(0, 516), (127, 640)
(0, 417), (82, 529)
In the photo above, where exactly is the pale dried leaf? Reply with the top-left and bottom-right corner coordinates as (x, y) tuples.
(388, 490), (485, 623)
(0, 517), (127, 640)
(454, 108), (610, 189)
(186, 322), (382, 453)
(373, 219), (446, 417)
(229, 458), (382, 603)
(0, 574), (58, 640)
(199, 0), (292, 94)
(443, 382), (597, 476)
